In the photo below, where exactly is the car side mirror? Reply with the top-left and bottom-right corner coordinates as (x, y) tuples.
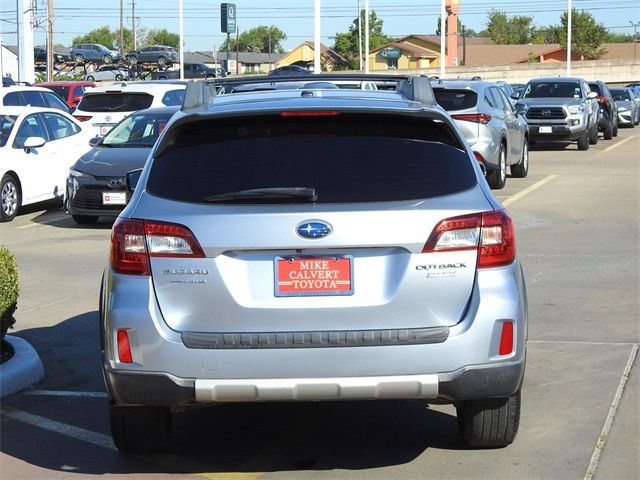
(23, 136), (46, 152)
(127, 169), (143, 193)
(515, 103), (527, 115)
(89, 136), (102, 147)
(510, 93), (520, 100)
(587, 92), (598, 99)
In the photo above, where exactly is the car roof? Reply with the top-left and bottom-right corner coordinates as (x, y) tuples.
(528, 77), (585, 83)
(82, 82), (186, 95)
(0, 105), (75, 116)
(35, 81), (95, 87)
(431, 80), (496, 89)
(0, 85), (61, 96)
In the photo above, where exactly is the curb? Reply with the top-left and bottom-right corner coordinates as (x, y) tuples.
(0, 335), (45, 398)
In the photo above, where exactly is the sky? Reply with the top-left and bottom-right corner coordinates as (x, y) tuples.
(0, 0), (638, 52)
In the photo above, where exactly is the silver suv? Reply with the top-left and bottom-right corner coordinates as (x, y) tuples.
(432, 79), (529, 190)
(516, 77), (599, 150)
(101, 75), (528, 453)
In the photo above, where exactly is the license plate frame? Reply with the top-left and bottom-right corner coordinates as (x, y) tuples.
(539, 126), (553, 134)
(274, 255), (354, 297)
(102, 191), (127, 205)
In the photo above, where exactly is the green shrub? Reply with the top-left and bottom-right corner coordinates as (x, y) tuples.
(0, 247), (19, 339)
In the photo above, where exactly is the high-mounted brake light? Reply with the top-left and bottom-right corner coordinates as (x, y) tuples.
(451, 113), (492, 124)
(110, 218), (205, 276)
(73, 115), (92, 122)
(422, 210), (515, 268)
(280, 110), (341, 117)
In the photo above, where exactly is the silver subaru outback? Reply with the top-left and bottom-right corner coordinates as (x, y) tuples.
(100, 75), (528, 453)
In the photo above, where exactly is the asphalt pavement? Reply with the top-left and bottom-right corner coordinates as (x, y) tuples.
(0, 128), (638, 480)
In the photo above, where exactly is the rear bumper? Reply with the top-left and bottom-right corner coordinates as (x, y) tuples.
(103, 358), (525, 406)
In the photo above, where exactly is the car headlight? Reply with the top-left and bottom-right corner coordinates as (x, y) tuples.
(69, 167), (93, 179)
(568, 105), (584, 115)
(618, 107), (629, 112)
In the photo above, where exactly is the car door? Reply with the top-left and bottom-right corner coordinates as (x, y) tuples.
(10, 113), (61, 204)
(490, 87), (522, 164)
(42, 112), (87, 191)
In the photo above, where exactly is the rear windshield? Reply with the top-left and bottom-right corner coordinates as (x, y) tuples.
(147, 114), (476, 204)
(611, 89), (629, 101)
(433, 89), (478, 111)
(48, 86), (69, 100)
(78, 93), (153, 112)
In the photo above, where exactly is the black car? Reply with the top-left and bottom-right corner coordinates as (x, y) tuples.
(125, 46), (179, 66)
(34, 47), (68, 64)
(588, 80), (618, 140)
(66, 106), (179, 224)
(268, 65), (312, 76)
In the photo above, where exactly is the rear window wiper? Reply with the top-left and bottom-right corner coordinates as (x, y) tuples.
(203, 187), (317, 203)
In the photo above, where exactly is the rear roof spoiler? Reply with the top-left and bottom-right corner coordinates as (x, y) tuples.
(181, 74), (437, 112)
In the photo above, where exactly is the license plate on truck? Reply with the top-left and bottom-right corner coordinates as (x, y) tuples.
(539, 126), (552, 133)
(275, 256), (354, 297)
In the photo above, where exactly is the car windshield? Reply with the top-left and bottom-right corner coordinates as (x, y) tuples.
(48, 86), (70, 100)
(101, 112), (173, 147)
(78, 93), (153, 112)
(148, 113), (475, 204)
(611, 89), (630, 101)
(0, 115), (18, 147)
(522, 82), (582, 99)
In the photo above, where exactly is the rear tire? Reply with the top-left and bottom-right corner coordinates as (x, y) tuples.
(510, 139), (529, 178)
(74, 54), (84, 64)
(86, 75), (95, 82)
(603, 122), (613, 140)
(109, 403), (172, 453)
(102, 55), (113, 64)
(115, 74), (124, 81)
(127, 55), (138, 65)
(577, 130), (589, 150)
(1, 174), (20, 222)
(456, 393), (521, 448)
(589, 123), (598, 144)
(486, 144), (507, 189)
(612, 121), (618, 137)
(72, 214), (98, 225)
(157, 56), (167, 66)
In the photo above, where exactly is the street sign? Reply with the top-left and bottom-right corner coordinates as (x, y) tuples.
(221, 3), (237, 34)
(380, 47), (402, 59)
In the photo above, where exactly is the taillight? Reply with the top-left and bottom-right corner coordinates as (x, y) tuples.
(110, 218), (205, 276)
(596, 96), (609, 104)
(73, 115), (92, 122)
(451, 113), (492, 124)
(422, 210), (515, 268)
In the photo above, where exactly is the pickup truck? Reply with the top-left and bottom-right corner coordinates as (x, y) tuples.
(150, 63), (226, 80)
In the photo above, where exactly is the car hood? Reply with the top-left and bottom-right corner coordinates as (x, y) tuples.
(73, 145), (151, 176)
(614, 100), (634, 109)
(518, 98), (584, 107)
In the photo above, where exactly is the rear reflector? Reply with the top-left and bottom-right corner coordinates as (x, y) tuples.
(117, 330), (133, 363)
(499, 322), (514, 356)
(73, 115), (92, 122)
(422, 210), (516, 268)
(280, 110), (341, 117)
(451, 113), (492, 124)
(110, 218), (205, 276)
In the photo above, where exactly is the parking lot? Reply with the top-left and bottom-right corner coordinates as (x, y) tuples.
(0, 129), (638, 479)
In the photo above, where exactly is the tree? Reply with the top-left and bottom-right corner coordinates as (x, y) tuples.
(143, 29), (179, 49)
(484, 10), (535, 44)
(332, 10), (392, 70)
(557, 9), (607, 59)
(72, 26), (133, 51)
(220, 26), (287, 53)
(435, 16), (478, 37)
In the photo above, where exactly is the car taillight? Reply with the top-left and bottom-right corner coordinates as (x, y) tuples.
(451, 113), (492, 124)
(422, 210), (515, 268)
(110, 218), (205, 276)
(73, 115), (92, 122)
(499, 321), (514, 356)
(117, 329), (133, 363)
(280, 110), (341, 117)
(597, 96), (609, 104)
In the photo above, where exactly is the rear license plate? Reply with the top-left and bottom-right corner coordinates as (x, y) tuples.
(275, 256), (353, 297)
(102, 191), (127, 205)
(539, 126), (552, 133)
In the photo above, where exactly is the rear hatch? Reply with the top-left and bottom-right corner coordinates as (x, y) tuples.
(134, 112), (492, 334)
(75, 92), (153, 136)
(433, 88), (480, 146)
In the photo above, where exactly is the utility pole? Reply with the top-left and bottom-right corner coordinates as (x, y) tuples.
(132, 0), (136, 50)
(440, 0), (445, 77)
(314, 0), (320, 73)
(179, 0), (184, 79)
(357, 0), (362, 71)
(46, 0), (53, 81)
(630, 21), (639, 60)
(566, 0), (572, 76)
(119, 0), (124, 57)
(364, 0), (369, 73)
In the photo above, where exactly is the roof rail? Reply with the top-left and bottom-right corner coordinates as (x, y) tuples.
(180, 73), (437, 112)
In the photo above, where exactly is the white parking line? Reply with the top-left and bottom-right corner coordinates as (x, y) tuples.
(25, 390), (108, 398)
(0, 406), (117, 451)
(602, 135), (636, 153)
(584, 343), (639, 480)
(502, 174), (558, 207)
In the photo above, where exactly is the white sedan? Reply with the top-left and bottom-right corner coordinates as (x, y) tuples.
(1, 106), (93, 222)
